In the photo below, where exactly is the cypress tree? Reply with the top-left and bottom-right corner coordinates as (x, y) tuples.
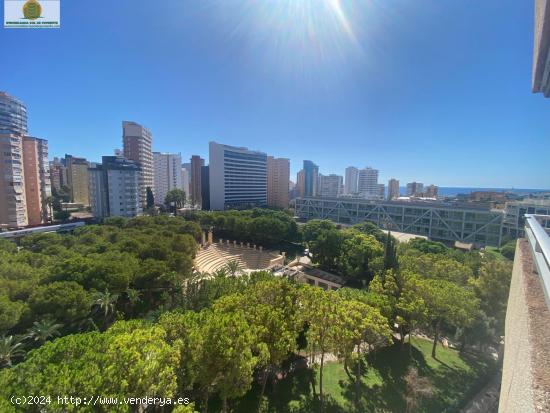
(384, 230), (398, 270)
(146, 187), (155, 209)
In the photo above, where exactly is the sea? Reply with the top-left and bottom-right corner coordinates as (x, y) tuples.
(397, 187), (549, 197)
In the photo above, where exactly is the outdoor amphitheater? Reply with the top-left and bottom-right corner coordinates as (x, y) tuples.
(194, 230), (285, 274)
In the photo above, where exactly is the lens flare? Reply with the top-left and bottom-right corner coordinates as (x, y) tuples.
(200, 0), (374, 86)
(327, 0), (356, 42)
(248, 0), (366, 77)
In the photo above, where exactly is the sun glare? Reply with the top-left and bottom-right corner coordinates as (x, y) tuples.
(327, 0), (356, 41)
(227, 0), (366, 79)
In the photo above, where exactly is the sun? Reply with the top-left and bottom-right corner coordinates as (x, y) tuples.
(244, 0), (364, 66)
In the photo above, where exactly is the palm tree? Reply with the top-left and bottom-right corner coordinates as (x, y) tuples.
(404, 366), (434, 413)
(126, 288), (141, 304)
(0, 335), (25, 367)
(27, 319), (63, 344)
(213, 268), (228, 278)
(198, 271), (215, 282)
(225, 260), (242, 277)
(126, 288), (141, 316)
(92, 290), (119, 327)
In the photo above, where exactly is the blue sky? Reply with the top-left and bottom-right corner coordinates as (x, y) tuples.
(1, 0), (548, 188)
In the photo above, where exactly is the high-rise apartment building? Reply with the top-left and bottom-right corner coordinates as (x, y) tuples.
(378, 184), (385, 199)
(0, 92), (28, 228)
(182, 162), (191, 177)
(22, 138), (42, 225)
(407, 182), (424, 197)
(0, 92), (27, 136)
(318, 174), (343, 198)
(36, 139), (51, 222)
(190, 155), (205, 207)
(22, 137), (51, 224)
(344, 166), (359, 195)
(65, 154), (90, 205)
(267, 156), (290, 209)
(296, 170), (305, 198)
(209, 142), (267, 210)
(201, 165), (210, 210)
(288, 180), (298, 200)
(425, 184), (439, 198)
(88, 166), (107, 219)
(0, 134), (27, 228)
(358, 167), (379, 199)
(182, 162), (191, 196)
(181, 166), (190, 198)
(1, 93), (52, 227)
(153, 152), (183, 206)
(303, 160), (319, 197)
(289, 180), (296, 191)
(50, 158), (68, 192)
(122, 121), (153, 208)
(388, 179), (400, 200)
(89, 156), (142, 219)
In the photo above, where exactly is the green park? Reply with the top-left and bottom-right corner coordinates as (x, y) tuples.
(0, 210), (511, 412)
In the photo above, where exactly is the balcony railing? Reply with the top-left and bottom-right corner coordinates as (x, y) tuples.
(524, 214), (550, 310)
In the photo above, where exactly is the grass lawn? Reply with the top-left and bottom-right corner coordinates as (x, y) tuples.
(483, 247), (508, 262)
(229, 337), (496, 413)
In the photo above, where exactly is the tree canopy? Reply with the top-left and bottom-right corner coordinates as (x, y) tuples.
(165, 189), (187, 212)
(0, 213), (512, 412)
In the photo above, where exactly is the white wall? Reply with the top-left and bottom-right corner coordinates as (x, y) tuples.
(153, 152), (183, 205)
(208, 142), (225, 210)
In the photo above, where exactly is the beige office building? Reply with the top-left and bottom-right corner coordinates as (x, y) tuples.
(65, 154), (90, 205)
(267, 156), (290, 209)
(123, 121), (153, 208)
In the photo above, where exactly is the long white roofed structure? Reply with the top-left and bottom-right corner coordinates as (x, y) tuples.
(294, 197), (504, 247)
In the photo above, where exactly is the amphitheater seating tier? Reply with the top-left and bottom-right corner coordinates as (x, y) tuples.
(194, 242), (282, 274)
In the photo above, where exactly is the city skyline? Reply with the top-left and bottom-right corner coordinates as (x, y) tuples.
(4, 98), (548, 193)
(1, 0), (549, 188)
